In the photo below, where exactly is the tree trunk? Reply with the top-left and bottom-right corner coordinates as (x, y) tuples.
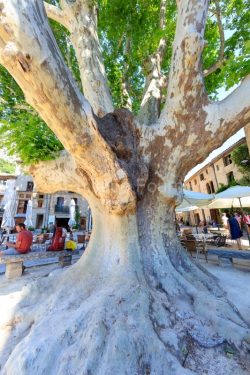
(1, 192), (249, 375)
(0, 2), (250, 373)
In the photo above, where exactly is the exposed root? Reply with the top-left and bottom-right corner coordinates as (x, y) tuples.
(0, 260), (249, 375)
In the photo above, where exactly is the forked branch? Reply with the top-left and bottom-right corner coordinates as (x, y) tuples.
(44, 2), (73, 32)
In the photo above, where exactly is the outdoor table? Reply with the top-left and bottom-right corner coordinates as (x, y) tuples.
(207, 229), (229, 235)
(193, 233), (214, 241)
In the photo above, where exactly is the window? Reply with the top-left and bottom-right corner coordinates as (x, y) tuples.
(200, 173), (204, 181)
(56, 197), (64, 207)
(26, 181), (34, 192)
(227, 171), (234, 184)
(17, 199), (28, 214)
(216, 164), (219, 171)
(210, 181), (215, 194)
(194, 179), (197, 185)
(206, 183), (211, 194)
(189, 182), (192, 191)
(37, 195), (44, 208)
(223, 154), (232, 167)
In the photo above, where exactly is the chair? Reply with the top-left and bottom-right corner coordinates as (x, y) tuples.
(32, 233), (52, 251)
(77, 234), (85, 250)
(206, 234), (228, 248)
(214, 235), (227, 247)
(182, 228), (193, 236)
(181, 237), (208, 262)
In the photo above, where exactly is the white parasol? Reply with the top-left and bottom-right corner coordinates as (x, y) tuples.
(206, 186), (250, 209)
(176, 189), (213, 212)
(68, 199), (76, 228)
(1, 180), (18, 233)
(24, 199), (33, 228)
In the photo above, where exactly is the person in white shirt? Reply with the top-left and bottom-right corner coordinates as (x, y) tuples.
(221, 213), (228, 228)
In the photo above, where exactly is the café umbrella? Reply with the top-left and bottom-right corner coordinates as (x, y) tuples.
(206, 185), (250, 244)
(206, 186), (250, 209)
(1, 180), (18, 234)
(68, 199), (76, 228)
(24, 199), (33, 228)
(176, 189), (213, 212)
(87, 206), (92, 232)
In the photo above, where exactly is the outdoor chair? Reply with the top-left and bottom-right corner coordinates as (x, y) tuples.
(32, 233), (52, 251)
(181, 237), (208, 262)
(214, 235), (228, 247)
(206, 234), (228, 248)
(77, 234), (85, 250)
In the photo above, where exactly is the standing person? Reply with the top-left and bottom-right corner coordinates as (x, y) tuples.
(0, 223), (33, 255)
(226, 213), (243, 250)
(234, 212), (242, 227)
(241, 212), (250, 235)
(221, 213), (228, 229)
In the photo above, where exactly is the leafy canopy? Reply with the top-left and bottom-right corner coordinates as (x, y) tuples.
(0, 158), (15, 174)
(231, 144), (250, 185)
(0, 0), (249, 164)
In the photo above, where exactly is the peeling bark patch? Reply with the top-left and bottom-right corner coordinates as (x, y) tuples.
(17, 55), (30, 72)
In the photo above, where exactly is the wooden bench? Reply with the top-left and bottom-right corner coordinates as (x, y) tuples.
(0, 250), (76, 279)
(207, 249), (250, 267)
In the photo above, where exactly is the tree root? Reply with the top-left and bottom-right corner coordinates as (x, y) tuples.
(0, 263), (249, 375)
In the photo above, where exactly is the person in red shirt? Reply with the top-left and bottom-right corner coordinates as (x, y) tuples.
(0, 223), (33, 255)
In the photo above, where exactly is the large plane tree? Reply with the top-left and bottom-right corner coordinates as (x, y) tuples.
(0, 1), (250, 374)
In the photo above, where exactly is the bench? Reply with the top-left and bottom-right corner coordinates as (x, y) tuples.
(207, 249), (250, 267)
(0, 250), (77, 279)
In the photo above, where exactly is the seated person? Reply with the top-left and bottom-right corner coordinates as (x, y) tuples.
(0, 223), (33, 255)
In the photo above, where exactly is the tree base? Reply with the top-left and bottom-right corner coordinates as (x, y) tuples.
(0, 258), (249, 375)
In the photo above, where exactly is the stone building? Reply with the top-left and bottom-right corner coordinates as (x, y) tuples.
(0, 173), (89, 230)
(181, 137), (247, 226)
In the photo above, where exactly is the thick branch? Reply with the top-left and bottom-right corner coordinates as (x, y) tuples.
(159, 75), (250, 187)
(138, 0), (168, 125)
(44, 1), (113, 115)
(28, 151), (92, 199)
(159, 0), (209, 127)
(204, 0), (225, 77)
(0, 1), (135, 213)
(44, 2), (73, 31)
(57, 0), (113, 116)
(205, 75), (250, 145)
(0, 0), (93, 156)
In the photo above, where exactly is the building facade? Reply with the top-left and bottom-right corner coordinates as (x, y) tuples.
(0, 173), (89, 230)
(180, 137), (247, 225)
